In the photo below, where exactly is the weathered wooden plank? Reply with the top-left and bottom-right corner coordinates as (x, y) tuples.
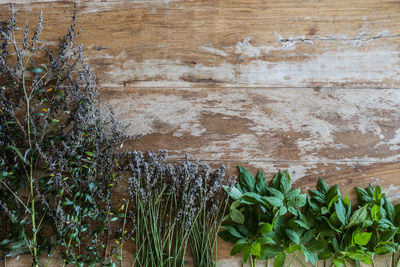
(1, 0), (399, 88)
(105, 86), (400, 199)
(107, 87), (400, 162)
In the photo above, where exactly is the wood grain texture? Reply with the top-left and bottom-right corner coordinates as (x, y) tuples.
(1, 0), (400, 88)
(1, 0), (400, 266)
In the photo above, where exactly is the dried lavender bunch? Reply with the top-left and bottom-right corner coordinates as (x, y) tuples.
(0, 4), (127, 266)
(125, 151), (233, 267)
(126, 150), (170, 266)
(189, 164), (236, 267)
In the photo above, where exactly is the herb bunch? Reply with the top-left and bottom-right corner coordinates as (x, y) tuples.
(189, 163), (233, 267)
(0, 4), (127, 266)
(126, 151), (234, 267)
(222, 167), (400, 267)
(220, 167), (320, 267)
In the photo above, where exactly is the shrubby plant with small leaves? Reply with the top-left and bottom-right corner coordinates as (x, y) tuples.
(0, 4), (127, 266)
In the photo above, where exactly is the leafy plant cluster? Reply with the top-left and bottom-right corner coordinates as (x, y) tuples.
(0, 4), (126, 266)
(221, 166), (400, 267)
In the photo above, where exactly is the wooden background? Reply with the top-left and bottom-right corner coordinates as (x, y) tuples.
(1, 0), (400, 265)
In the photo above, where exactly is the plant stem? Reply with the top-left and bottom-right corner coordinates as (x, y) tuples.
(288, 252), (298, 267)
(0, 179), (29, 212)
(120, 200), (129, 267)
(252, 256), (256, 267)
(62, 235), (73, 267)
(391, 252), (394, 267)
(23, 71), (38, 267)
(45, 244), (60, 267)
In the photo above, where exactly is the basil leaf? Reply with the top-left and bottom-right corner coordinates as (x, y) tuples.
(335, 199), (347, 225)
(230, 209), (245, 224)
(347, 205), (368, 228)
(354, 232), (372, 246)
(238, 166), (255, 192)
(255, 171), (268, 194)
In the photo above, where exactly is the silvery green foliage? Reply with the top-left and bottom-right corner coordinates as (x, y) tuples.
(0, 4), (129, 265)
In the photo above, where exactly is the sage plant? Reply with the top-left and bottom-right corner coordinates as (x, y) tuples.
(0, 4), (128, 266)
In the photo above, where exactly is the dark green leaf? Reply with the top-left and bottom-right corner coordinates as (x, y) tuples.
(256, 171), (268, 194)
(258, 222), (273, 235)
(265, 197), (283, 207)
(231, 240), (248, 256)
(219, 230), (240, 243)
(383, 197), (395, 222)
(221, 225), (244, 239)
(301, 229), (315, 245)
(242, 192), (263, 204)
(326, 184), (340, 204)
(242, 243), (252, 263)
(292, 194), (307, 208)
(260, 244), (283, 259)
(285, 229), (300, 244)
(294, 219), (310, 230)
(279, 206), (288, 216)
(335, 199), (347, 225)
(317, 177), (329, 194)
(305, 239), (327, 252)
(379, 227), (397, 242)
(270, 170), (282, 190)
(309, 189), (325, 204)
(266, 187), (284, 200)
(347, 205), (368, 228)
(280, 170), (292, 194)
(375, 244), (395, 255)
(230, 209), (245, 224)
(238, 166), (255, 192)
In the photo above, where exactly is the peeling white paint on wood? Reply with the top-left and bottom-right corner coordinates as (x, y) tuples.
(234, 36), (275, 57)
(107, 88), (400, 164)
(98, 46), (400, 87)
(384, 184), (400, 201)
(80, 0), (184, 14)
(199, 41), (230, 57)
(274, 30), (398, 48)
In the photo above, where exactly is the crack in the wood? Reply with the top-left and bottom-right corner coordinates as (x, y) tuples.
(274, 30), (400, 48)
(162, 159), (400, 164)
